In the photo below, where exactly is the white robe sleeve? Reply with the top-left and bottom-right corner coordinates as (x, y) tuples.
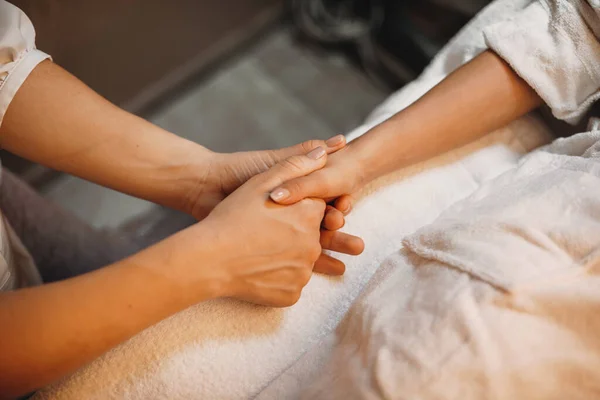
(484, 0), (600, 124)
(0, 1), (50, 127)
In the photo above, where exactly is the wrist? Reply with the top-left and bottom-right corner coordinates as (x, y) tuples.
(342, 142), (369, 190)
(175, 141), (220, 217)
(350, 117), (409, 183)
(160, 220), (232, 302)
(349, 124), (390, 185)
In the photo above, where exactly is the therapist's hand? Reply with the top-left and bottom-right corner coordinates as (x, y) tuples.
(202, 147), (352, 306)
(186, 135), (347, 221)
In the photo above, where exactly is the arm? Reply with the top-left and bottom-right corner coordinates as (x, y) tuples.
(269, 51), (542, 206)
(355, 50), (541, 182)
(0, 150), (330, 398)
(0, 60), (363, 268)
(273, 0), (600, 206)
(0, 60), (208, 215)
(0, 60), (348, 218)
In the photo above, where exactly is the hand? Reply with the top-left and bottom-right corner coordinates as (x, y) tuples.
(184, 135), (362, 273)
(186, 135), (347, 220)
(269, 144), (366, 214)
(201, 148), (349, 306)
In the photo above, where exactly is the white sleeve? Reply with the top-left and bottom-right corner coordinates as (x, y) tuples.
(483, 0), (600, 124)
(0, 1), (50, 127)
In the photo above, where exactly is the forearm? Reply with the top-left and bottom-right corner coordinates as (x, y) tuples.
(353, 51), (542, 182)
(0, 60), (210, 213)
(0, 224), (223, 398)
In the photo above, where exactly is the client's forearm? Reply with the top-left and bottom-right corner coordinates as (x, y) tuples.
(0, 60), (210, 214)
(353, 51), (542, 181)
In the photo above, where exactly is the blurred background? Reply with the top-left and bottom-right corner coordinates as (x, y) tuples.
(5, 0), (491, 230)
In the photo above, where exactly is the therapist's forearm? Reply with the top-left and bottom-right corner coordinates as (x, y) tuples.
(0, 60), (210, 214)
(0, 224), (224, 398)
(353, 51), (542, 181)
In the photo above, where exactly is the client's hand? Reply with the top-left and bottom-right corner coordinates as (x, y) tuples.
(269, 145), (366, 215)
(186, 135), (362, 273)
(201, 148), (352, 306)
(187, 135), (347, 220)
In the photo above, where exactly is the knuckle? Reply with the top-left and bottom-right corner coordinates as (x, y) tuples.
(308, 199), (327, 219)
(298, 198), (314, 209)
(283, 290), (302, 307)
(290, 291), (302, 305)
(299, 198), (322, 216)
(298, 267), (312, 286)
(300, 140), (321, 153)
(309, 243), (322, 261)
(281, 156), (306, 172)
(289, 180), (305, 197)
(316, 198), (327, 212)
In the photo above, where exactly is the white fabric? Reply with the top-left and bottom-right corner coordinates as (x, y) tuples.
(0, 1), (50, 128)
(33, 132), (553, 400)
(302, 129), (600, 400)
(296, 1), (600, 397)
(33, 1), (558, 398)
(33, 123), (551, 400)
(258, 1), (562, 395)
(0, 1), (48, 290)
(484, 0), (600, 124)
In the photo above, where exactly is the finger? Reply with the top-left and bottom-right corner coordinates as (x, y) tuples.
(297, 198), (327, 228)
(320, 230), (365, 256)
(313, 253), (346, 276)
(334, 195), (354, 216)
(271, 135), (346, 162)
(269, 169), (333, 205)
(322, 206), (345, 231)
(261, 147), (327, 191)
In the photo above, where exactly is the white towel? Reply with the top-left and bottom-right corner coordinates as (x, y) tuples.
(33, 125), (551, 400)
(302, 129), (600, 399)
(254, 127), (550, 400)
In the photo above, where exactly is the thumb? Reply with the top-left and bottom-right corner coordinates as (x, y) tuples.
(271, 135), (346, 162)
(269, 172), (331, 205)
(259, 146), (327, 191)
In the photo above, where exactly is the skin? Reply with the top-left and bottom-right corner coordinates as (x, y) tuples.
(0, 49), (539, 397)
(0, 60), (364, 273)
(270, 51), (544, 209)
(0, 150), (336, 397)
(0, 61), (364, 397)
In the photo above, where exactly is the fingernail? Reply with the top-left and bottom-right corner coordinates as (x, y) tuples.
(326, 134), (345, 147)
(307, 146), (326, 159)
(270, 188), (290, 201)
(342, 204), (352, 215)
